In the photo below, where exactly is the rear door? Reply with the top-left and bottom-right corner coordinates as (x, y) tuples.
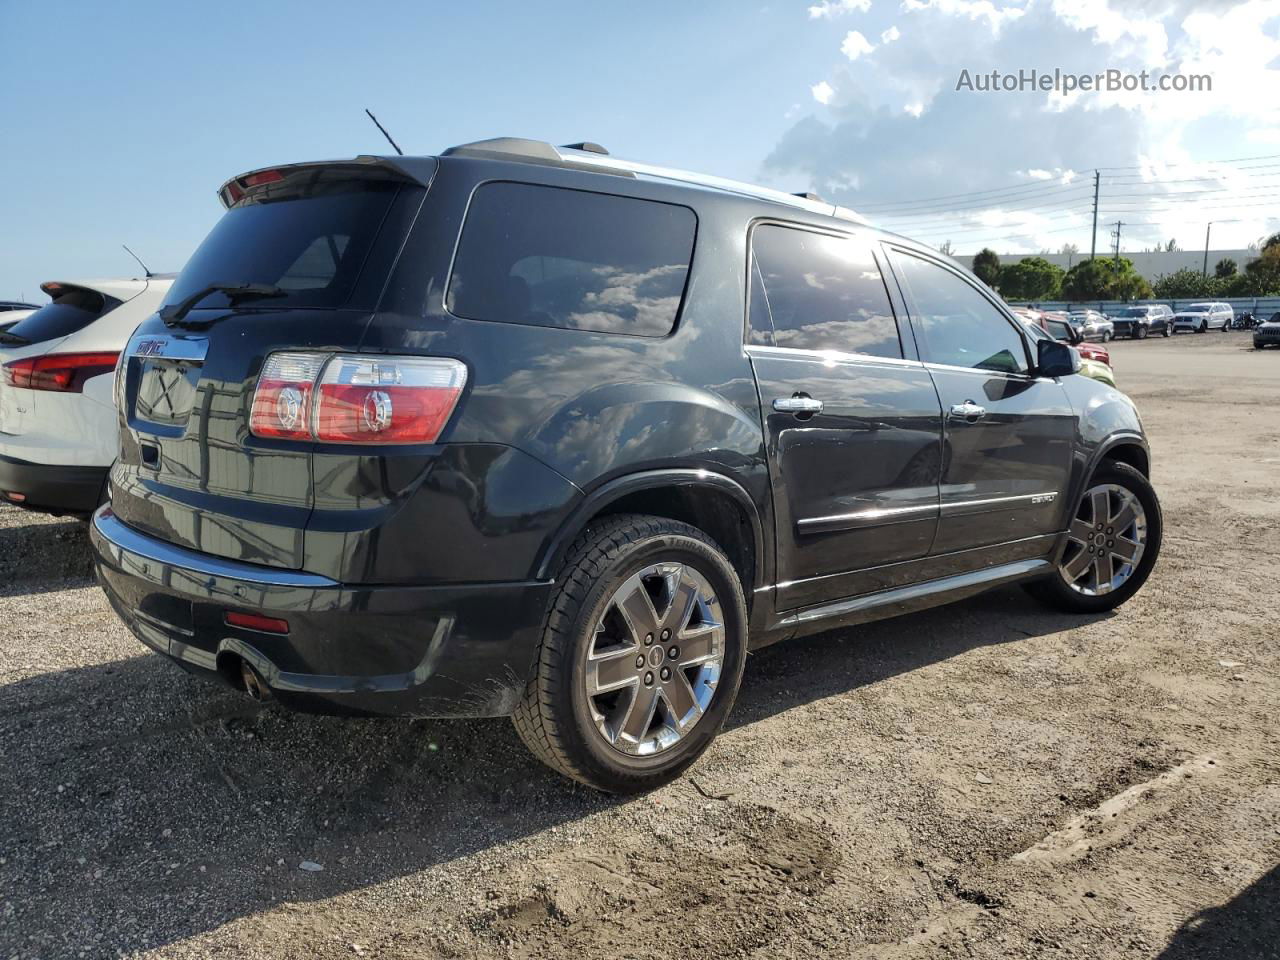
(110, 165), (426, 569)
(884, 247), (1075, 557)
(747, 223), (943, 610)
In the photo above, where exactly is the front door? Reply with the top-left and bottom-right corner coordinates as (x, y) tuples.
(747, 223), (943, 610)
(885, 248), (1075, 557)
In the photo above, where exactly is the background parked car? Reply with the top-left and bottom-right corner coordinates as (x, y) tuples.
(1040, 313), (1112, 366)
(0, 274), (173, 515)
(1109, 304), (1174, 339)
(1172, 302), (1233, 333)
(0, 302), (39, 334)
(1069, 309), (1114, 342)
(1255, 312), (1280, 349)
(1020, 318), (1117, 387)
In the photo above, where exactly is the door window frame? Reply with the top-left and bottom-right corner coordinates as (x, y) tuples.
(742, 218), (921, 364)
(880, 244), (1038, 380)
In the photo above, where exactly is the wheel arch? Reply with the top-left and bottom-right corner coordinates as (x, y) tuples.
(534, 469), (766, 606)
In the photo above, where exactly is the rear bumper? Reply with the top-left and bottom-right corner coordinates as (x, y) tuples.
(89, 508), (553, 717)
(0, 454), (106, 515)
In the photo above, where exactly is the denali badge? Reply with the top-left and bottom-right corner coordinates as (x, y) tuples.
(1030, 493), (1058, 505)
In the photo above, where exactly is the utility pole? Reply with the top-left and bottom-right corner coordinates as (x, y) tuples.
(1202, 221), (1213, 276)
(1090, 170), (1100, 261)
(1111, 220), (1124, 262)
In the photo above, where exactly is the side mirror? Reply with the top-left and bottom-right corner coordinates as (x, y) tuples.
(1037, 338), (1080, 378)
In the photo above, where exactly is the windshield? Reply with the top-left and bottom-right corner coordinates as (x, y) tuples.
(164, 179), (405, 312)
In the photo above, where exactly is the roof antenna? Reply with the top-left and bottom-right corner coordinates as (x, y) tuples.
(122, 244), (153, 278)
(364, 108), (404, 156)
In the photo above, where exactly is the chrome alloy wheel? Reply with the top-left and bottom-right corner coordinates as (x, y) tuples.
(583, 562), (725, 757)
(1059, 483), (1148, 596)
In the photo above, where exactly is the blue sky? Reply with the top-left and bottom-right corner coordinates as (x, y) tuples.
(2, 0), (1278, 300)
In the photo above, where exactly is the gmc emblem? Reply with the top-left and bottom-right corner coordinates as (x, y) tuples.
(136, 339), (166, 357)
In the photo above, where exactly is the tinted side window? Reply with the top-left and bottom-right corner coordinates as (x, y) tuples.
(749, 225), (901, 358)
(894, 253), (1029, 374)
(448, 182), (696, 337)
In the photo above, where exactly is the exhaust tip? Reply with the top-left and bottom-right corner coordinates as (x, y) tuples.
(240, 661), (273, 702)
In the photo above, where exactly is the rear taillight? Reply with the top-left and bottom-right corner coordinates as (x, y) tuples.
(3, 352), (120, 392)
(249, 352), (467, 445)
(249, 352), (326, 441)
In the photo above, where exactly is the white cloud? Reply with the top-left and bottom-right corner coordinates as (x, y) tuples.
(841, 30), (876, 59)
(811, 80), (836, 104)
(900, 0), (1026, 33)
(771, 0), (1280, 253)
(808, 0), (872, 18)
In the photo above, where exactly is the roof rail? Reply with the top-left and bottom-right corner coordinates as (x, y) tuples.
(560, 141), (609, 155)
(557, 146), (868, 224)
(438, 137), (867, 224)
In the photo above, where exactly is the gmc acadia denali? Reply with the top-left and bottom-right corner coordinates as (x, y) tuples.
(91, 138), (1162, 792)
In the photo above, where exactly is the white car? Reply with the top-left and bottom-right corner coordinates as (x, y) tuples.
(1172, 301), (1233, 333)
(0, 275), (173, 515)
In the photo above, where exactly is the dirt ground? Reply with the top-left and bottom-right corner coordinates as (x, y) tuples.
(1, 330), (1277, 960)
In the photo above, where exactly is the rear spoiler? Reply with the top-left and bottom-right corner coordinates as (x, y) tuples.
(217, 155), (439, 209)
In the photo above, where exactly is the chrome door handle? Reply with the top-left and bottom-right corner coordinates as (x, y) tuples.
(949, 400), (986, 422)
(773, 396), (824, 415)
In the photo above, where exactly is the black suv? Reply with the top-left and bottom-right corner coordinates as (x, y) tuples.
(1109, 304), (1174, 339)
(91, 138), (1162, 792)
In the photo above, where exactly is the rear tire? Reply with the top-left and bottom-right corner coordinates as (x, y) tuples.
(512, 513), (748, 793)
(1162, 326), (1171, 337)
(1024, 461), (1162, 615)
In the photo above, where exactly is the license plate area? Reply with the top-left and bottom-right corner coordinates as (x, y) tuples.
(136, 359), (202, 428)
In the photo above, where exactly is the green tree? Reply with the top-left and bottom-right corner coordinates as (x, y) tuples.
(1214, 257), (1237, 279)
(1061, 257), (1151, 301)
(1244, 244), (1280, 293)
(998, 256), (1064, 300)
(972, 248), (1001, 288)
(1152, 268), (1217, 299)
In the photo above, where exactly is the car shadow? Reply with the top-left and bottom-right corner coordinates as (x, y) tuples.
(1157, 865), (1280, 959)
(0, 585), (1108, 955)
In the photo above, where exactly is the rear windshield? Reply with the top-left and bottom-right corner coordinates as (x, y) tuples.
(447, 182), (696, 337)
(164, 179), (403, 312)
(1, 288), (121, 345)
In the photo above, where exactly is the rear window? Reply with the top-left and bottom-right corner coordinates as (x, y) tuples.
(446, 182), (696, 337)
(1, 287), (120, 345)
(164, 179), (403, 312)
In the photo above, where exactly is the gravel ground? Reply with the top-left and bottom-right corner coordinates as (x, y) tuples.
(1, 331), (1277, 960)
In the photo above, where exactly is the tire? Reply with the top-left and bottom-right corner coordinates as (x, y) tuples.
(1162, 326), (1171, 337)
(1199, 322), (1207, 333)
(512, 513), (748, 793)
(1136, 326), (1148, 340)
(1024, 461), (1162, 615)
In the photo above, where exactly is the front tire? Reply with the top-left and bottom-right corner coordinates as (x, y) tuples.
(1025, 461), (1162, 614)
(1136, 326), (1148, 340)
(513, 514), (748, 793)
(1162, 326), (1171, 337)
